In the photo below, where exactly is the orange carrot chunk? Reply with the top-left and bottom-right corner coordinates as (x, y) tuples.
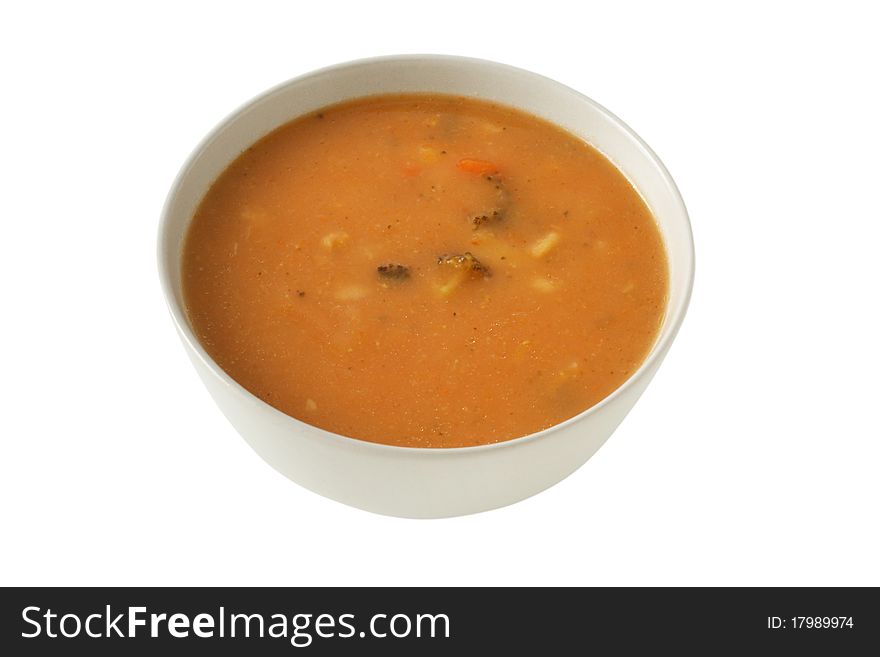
(457, 158), (498, 175)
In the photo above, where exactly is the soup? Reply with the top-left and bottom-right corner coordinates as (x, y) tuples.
(182, 94), (668, 447)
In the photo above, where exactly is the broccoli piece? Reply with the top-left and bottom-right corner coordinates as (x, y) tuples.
(435, 252), (490, 297)
(377, 263), (411, 280)
(470, 175), (511, 229)
(437, 251), (490, 276)
(472, 209), (503, 229)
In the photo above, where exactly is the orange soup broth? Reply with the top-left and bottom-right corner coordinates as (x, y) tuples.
(183, 94), (668, 447)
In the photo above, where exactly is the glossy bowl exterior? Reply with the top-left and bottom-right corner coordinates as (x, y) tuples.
(158, 55), (694, 518)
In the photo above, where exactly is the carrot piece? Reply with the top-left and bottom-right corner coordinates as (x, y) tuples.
(457, 158), (498, 175)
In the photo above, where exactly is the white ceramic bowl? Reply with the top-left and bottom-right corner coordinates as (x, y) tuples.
(158, 55), (694, 518)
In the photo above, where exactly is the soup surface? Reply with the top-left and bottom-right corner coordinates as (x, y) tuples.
(183, 94), (668, 447)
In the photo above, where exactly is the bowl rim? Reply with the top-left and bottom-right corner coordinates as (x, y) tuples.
(157, 53), (695, 455)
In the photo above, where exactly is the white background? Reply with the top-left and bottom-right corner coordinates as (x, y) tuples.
(2, 1), (878, 586)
